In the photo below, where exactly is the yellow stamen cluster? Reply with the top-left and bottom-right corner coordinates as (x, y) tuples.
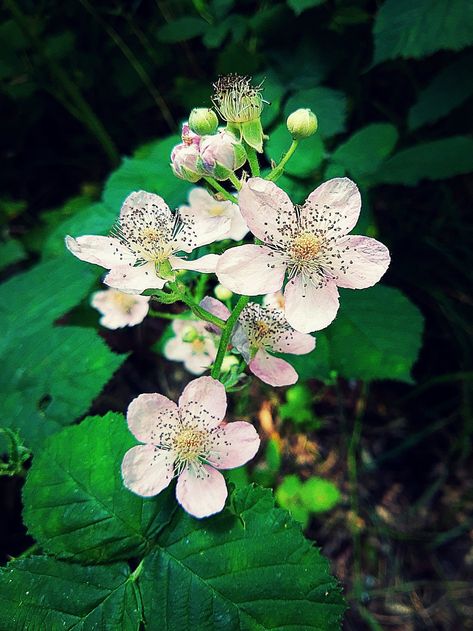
(173, 427), (208, 463)
(288, 232), (321, 263)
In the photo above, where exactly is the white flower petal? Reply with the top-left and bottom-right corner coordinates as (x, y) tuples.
(302, 178), (361, 237)
(104, 262), (163, 294)
(178, 376), (227, 429)
(121, 445), (174, 497)
(284, 275), (340, 333)
(217, 244), (286, 295)
(175, 465), (227, 518)
(332, 235), (391, 289)
(65, 235), (135, 269)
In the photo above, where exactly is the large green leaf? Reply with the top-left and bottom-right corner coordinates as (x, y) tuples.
(103, 136), (190, 213)
(0, 238), (26, 271)
(373, 0), (473, 64)
(284, 87), (347, 138)
(0, 257), (96, 351)
(139, 484), (345, 630)
(408, 53), (473, 130)
(327, 286), (423, 382)
(0, 556), (142, 631)
(266, 124), (325, 178)
(23, 413), (175, 563)
(157, 17), (208, 43)
(1, 329), (125, 450)
(287, 286), (423, 383)
(43, 202), (116, 258)
(371, 136), (473, 185)
(330, 123), (398, 180)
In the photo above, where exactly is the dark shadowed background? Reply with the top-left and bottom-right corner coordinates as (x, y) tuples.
(1, 1), (472, 629)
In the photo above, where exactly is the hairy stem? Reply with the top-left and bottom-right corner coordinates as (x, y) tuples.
(228, 172), (242, 191)
(211, 295), (249, 381)
(267, 139), (299, 181)
(204, 177), (239, 204)
(245, 143), (261, 177)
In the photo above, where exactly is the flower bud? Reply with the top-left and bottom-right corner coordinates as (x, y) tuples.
(286, 108), (318, 139)
(189, 108), (219, 136)
(221, 354), (239, 373)
(182, 325), (199, 343)
(214, 284), (233, 301)
(181, 122), (201, 147)
(198, 130), (246, 181)
(171, 143), (202, 183)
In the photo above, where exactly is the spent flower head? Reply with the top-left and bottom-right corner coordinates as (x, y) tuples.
(212, 74), (264, 124)
(121, 376), (260, 518)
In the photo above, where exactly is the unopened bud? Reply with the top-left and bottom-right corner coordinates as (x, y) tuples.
(286, 108), (318, 139)
(171, 143), (202, 183)
(198, 130), (246, 181)
(221, 354), (239, 372)
(214, 284), (233, 301)
(189, 108), (219, 136)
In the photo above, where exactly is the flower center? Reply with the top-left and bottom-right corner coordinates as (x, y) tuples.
(288, 232), (321, 263)
(254, 320), (270, 341)
(208, 204), (226, 217)
(173, 427), (208, 463)
(191, 338), (206, 353)
(112, 291), (137, 313)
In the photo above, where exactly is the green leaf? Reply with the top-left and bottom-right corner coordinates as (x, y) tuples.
(241, 118), (264, 152)
(283, 333), (331, 382)
(23, 413), (175, 563)
(300, 478), (341, 512)
(157, 17), (208, 43)
(330, 123), (398, 180)
(0, 238), (26, 271)
(329, 286), (424, 383)
(103, 136), (190, 213)
(140, 485), (345, 629)
(373, 0), (473, 64)
(1, 328), (125, 450)
(266, 124), (325, 178)
(0, 556), (142, 631)
(275, 475), (309, 527)
(284, 87), (347, 138)
(43, 202), (116, 259)
(0, 257), (96, 352)
(372, 136), (473, 186)
(286, 286), (423, 383)
(287, 0), (326, 15)
(408, 53), (473, 130)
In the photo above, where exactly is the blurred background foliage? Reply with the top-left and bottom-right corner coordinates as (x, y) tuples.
(1, 0), (472, 629)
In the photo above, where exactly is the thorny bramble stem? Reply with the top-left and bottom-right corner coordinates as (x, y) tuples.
(204, 177), (239, 204)
(267, 139), (299, 181)
(211, 295), (250, 381)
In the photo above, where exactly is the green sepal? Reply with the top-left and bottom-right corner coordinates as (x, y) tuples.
(241, 118), (264, 152)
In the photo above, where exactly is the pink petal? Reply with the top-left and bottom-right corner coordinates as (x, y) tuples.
(178, 376), (227, 428)
(209, 421), (260, 469)
(249, 348), (298, 387)
(270, 330), (316, 355)
(199, 296), (231, 322)
(227, 207), (249, 241)
(284, 275), (340, 333)
(175, 465), (227, 518)
(65, 235), (135, 269)
(183, 353), (214, 375)
(170, 253), (219, 274)
(120, 190), (172, 224)
(238, 177), (294, 244)
(216, 244), (286, 295)
(121, 444), (174, 497)
(303, 178), (361, 237)
(127, 393), (180, 443)
(104, 262), (163, 294)
(332, 235), (391, 289)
